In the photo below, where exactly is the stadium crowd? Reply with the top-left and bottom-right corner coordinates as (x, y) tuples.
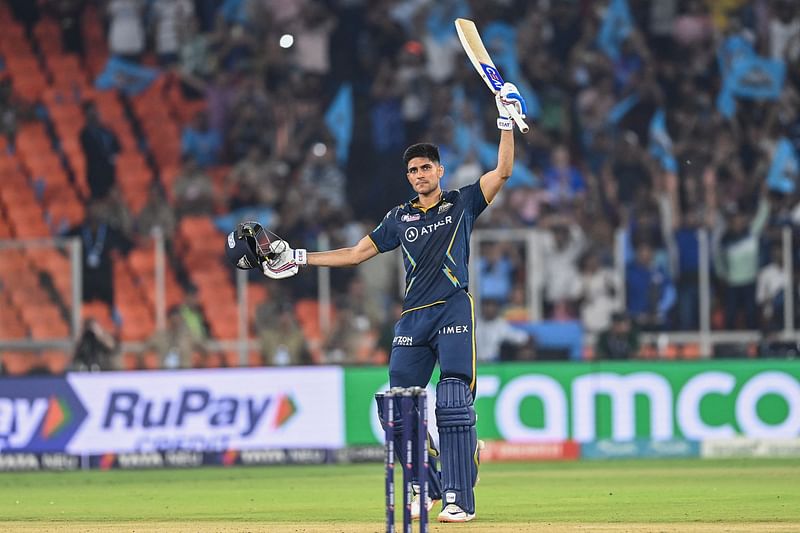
(1, 0), (800, 373)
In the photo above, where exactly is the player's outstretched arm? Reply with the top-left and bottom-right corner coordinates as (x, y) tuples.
(479, 82), (523, 204)
(263, 235), (377, 279)
(227, 222), (378, 280)
(307, 235), (378, 267)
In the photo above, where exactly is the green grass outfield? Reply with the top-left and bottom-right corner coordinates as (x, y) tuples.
(0, 458), (799, 532)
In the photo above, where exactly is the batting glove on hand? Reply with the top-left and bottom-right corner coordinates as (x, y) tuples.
(261, 240), (306, 280)
(495, 82), (527, 131)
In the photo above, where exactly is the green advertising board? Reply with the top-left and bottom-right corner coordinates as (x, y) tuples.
(344, 360), (800, 445)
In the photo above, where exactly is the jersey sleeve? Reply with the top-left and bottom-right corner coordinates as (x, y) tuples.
(460, 180), (490, 219)
(368, 208), (400, 252)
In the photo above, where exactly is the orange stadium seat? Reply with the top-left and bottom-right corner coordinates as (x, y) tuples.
(120, 317), (155, 342)
(29, 319), (71, 340)
(222, 351), (243, 367)
(198, 351), (223, 368)
(248, 350), (265, 367)
(0, 352), (36, 375)
(128, 247), (155, 274)
(10, 220), (51, 238)
(42, 350), (71, 374)
(682, 343), (702, 359)
(139, 351), (159, 369)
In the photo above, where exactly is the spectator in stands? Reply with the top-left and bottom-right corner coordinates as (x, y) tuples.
(100, 187), (135, 238)
(181, 110), (222, 167)
(595, 312), (640, 360)
(151, 0), (195, 66)
(478, 242), (517, 305)
(46, 0), (85, 56)
(80, 101), (121, 200)
(66, 201), (132, 310)
(395, 40), (431, 144)
(659, 171), (705, 330)
(178, 15), (215, 90)
(539, 214), (585, 319)
(72, 318), (119, 371)
(502, 284), (530, 323)
(7, 0), (40, 33)
(757, 244), (786, 333)
(344, 275), (385, 330)
(178, 287), (208, 342)
(173, 156), (215, 215)
(225, 144), (278, 210)
(602, 131), (652, 208)
(148, 305), (206, 369)
(297, 143), (347, 213)
(137, 182), (176, 244)
(542, 145), (586, 211)
(259, 303), (308, 366)
(713, 190), (771, 329)
(107, 0), (145, 62)
(293, 1), (337, 78)
(0, 76), (36, 147)
(476, 298), (531, 363)
(576, 251), (621, 335)
(626, 240), (676, 330)
(323, 300), (372, 365)
(769, 0), (800, 62)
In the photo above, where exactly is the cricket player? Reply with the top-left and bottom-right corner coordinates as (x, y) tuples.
(226, 82), (525, 522)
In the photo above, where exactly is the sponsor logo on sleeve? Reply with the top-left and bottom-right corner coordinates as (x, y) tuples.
(227, 233), (236, 248)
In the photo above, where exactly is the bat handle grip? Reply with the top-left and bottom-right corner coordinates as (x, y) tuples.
(507, 105), (529, 134)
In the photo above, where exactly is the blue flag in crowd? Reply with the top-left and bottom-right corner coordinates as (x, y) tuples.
(766, 137), (799, 194)
(597, 0), (633, 60)
(649, 109), (677, 173)
(427, 0), (470, 43)
(607, 93), (639, 125)
(324, 83), (353, 164)
(95, 57), (159, 96)
(717, 34), (754, 76)
(716, 35), (786, 118)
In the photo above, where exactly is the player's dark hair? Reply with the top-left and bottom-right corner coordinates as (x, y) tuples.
(403, 143), (440, 167)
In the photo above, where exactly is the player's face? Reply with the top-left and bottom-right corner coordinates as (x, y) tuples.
(406, 157), (444, 195)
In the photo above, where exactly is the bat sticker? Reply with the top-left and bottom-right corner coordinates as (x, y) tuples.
(480, 63), (504, 91)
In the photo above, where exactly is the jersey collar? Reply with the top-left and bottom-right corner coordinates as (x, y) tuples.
(410, 191), (444, 213)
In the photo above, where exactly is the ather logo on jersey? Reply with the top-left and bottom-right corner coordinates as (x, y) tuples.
(403, 216), (453, 242)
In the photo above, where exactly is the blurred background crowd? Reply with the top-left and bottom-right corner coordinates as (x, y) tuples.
(1, 0), (800, 374)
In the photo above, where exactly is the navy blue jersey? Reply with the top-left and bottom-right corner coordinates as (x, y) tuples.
(369, 181), (489, 311)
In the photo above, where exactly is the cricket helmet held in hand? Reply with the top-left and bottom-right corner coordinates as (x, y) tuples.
(225, 221), (272, 270)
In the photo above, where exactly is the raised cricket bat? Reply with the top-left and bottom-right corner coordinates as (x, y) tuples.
(455, 18), (529, 133)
